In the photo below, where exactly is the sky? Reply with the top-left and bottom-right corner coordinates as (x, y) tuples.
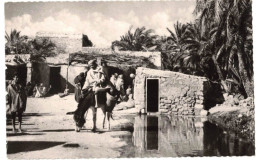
(5, 1), (196, 47)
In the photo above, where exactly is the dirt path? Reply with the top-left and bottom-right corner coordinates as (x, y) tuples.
(6, 94), (134, 159)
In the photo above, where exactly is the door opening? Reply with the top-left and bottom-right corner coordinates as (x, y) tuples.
(49, 67), (61, 94)
(146, 78), (159, 113)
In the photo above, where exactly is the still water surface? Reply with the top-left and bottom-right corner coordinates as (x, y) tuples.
(117, 115), (255, 157)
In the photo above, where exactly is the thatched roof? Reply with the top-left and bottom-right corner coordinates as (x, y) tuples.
(69, 52), (157, 69)
(5, 54), (30, 66)
(5, 52), (157, 70)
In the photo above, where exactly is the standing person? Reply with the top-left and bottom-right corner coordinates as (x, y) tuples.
(110, 74), (116, 86)
(130, 73), (135, 99)
(100, 60), (111, 81)
(116, 74), (124, 91)
(6, 75), (27, 133)
(74, 72), (87, 103)
(116, 74), (126, 101)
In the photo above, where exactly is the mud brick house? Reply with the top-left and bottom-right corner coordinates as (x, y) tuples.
(5, 32), (162, 94)
(134, 67), (222, 116)
(5, 51), (161, 94)
(5, 54), (88, 93)
(36, 32), (82, 54)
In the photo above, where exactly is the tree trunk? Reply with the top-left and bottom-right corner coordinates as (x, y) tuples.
(212, 55), (229, 93)
(237, 41), (253, 98)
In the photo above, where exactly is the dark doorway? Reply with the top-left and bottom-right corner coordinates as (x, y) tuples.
(49, 67), (61, 94)
(17, 66), (27, 86)
(146, 79), (159, 112)
(6, 65), (27, 86)
(146, 116), (159, 150)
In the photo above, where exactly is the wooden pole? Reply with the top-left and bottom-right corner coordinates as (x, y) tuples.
(66, 54), (70, 90)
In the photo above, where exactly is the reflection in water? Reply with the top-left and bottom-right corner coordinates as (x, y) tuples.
(130, 115), (254, 157)
(146, 116), (158, 150)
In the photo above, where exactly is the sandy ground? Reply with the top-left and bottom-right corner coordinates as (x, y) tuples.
(6, 94), (135, 159)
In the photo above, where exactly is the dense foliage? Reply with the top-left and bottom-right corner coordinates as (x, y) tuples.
(6, 0), (253, 97)
(112, 0), (253, 97)
(5, 30), (56, 61)
(5, 29), (29, 54)
(111, 26), (158, 51)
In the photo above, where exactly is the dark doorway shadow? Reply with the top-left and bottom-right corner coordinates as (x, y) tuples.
(60, 75), (75, 93)
(7, 141), (65, 154)
(49, 66), (61, 94)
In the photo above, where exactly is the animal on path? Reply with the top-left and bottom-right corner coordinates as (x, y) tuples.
(73, 82), (121, 132)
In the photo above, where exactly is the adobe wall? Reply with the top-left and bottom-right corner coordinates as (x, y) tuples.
(60, 65), (88, 92)
(134, 67), (215, 116)
(36, 32), (82, 53)
(31, 62), (87, 93)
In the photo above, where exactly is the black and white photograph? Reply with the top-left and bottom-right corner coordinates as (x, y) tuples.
(1, 0), (257, 159)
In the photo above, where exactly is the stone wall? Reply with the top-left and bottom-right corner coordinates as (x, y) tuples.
(36, 32), (82, 53)
(134, 67), (214, 116)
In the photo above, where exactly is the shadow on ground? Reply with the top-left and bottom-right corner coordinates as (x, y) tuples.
(7, 141), (65, 154)
(7, 132), (44, 137)
(41, 129), (75, 132)
(6, 113), (52, 125)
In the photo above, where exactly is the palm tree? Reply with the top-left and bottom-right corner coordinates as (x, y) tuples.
(166, 21), (188, 54)
(111, 26), (158, 51)
(179, 22), (211, 75)
(28, 37), (56, 61)
(5, 29), (28, 54)
(164, 22), (189, 72)
(194, 0), (253, 97)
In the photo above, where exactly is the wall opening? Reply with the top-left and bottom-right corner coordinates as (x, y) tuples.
(146, 116), (159, 150)
(6, 65), (27, 86)
(146, 78), (159, 113)
(49, 66), (61, 94)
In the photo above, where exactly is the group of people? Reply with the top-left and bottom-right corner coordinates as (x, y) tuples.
(74, 59), (135, 106)
(25, 82), (51, 98)
(6, 58), (135, 133)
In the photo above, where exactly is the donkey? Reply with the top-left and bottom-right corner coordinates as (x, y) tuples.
(73, 82), (122, 132)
